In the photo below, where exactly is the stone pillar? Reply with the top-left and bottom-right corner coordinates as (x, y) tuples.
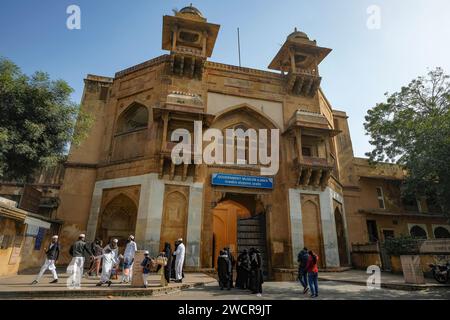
(142, 175), (165, 256)
(319, 187), (340, 267)
(131, 250), (146, 287)
(288, 188), (304, 267)
(86, 183), (103, 242)
(185, 183), (204, 268)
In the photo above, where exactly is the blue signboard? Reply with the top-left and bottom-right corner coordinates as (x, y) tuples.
(34, 227), (46, 251)
(211, 173), (273, 189)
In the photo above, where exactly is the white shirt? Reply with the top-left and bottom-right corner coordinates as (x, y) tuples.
(124, 241), (137, 258)
(174, 243), (186, 261)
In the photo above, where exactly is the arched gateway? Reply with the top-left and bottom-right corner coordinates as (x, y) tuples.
(96, 194), (137, 248)
(212, 193), (269, 278)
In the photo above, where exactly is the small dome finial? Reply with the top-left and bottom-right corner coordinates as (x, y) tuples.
(294, 27), (297, 32)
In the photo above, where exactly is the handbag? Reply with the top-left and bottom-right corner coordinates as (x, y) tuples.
(156, 256), (168, 266)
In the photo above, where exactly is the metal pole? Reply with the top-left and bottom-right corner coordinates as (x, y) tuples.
(237, 27), (241, 67)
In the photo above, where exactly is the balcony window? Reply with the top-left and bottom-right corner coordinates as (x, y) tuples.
(302, 147), (312, 157)
(376, 187), (385, 209)
(116, 104), (148, 134)
(409, 225), (427, 239)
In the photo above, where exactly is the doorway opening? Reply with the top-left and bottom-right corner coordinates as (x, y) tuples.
(212, 193), (268, 278)
(96, 194), (137, 250)
(334, 208), (349, 266)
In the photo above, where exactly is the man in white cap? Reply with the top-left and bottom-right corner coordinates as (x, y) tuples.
(103, 238), (119, 257)
(173, 238), (185, 283)
(121, 235), (137, 283)
(95, 246), (120, 287)
(31, 235), (60, 285)
(67, 233), (94, 289)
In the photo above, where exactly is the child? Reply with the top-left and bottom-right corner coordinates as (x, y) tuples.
(141, 251), (153, 288)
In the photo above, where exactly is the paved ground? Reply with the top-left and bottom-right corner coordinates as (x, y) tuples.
(148, 281), (450, 300)
(319, 269), (450, 290)
(53, 281), (450, 300)
(1, 269), (449, 299)
(0, 270), (215, 298)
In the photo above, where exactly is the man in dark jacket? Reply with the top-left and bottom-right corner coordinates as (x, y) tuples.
(67, 234), (94, 288)
(297, 247), (309, 294)
(217, 250), (232, 290)
(32, 235), (60, 284)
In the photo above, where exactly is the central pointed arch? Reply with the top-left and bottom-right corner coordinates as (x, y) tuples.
(212, 103), (280, 130)
(96, 193), (138, 248)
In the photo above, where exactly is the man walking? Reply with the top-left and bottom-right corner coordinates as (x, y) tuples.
(88, 239), (103, 277)
(67, 234), (94, 289)
(95, 247), (119, 287)
(173, 238), (185, 283)
(306, 250), (319, 298)
(297, 247), (309, 294)
(121, 235), (137, 283)
(31, 235), (60, 285)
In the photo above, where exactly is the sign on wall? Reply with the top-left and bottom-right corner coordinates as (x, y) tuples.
(34, 227), (46, 251)
(211, 173), (274, 189)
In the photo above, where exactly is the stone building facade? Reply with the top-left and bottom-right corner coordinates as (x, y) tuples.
(53, 5), (449, 277)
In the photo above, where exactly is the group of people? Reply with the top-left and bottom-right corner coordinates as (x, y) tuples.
(297, 247), (319, 298)
(31, 233), (187, 289)
(217, 247), (264, 296)
(31, 233), (319, 296)
(141, 238), (185, 288)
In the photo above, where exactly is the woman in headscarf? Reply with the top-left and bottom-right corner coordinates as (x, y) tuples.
(249, 248), (263, 296)
(217, 250), (232, 290)
(170, 240), (178, 280)
(235, 249), (250, 289)
(163, 242), (172, 284)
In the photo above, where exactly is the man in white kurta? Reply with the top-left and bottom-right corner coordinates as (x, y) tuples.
(173, 238), (185, 283)
(96, 248), (119, 287)
(66, 234), (93, 289)
(121, 235), (137, 283)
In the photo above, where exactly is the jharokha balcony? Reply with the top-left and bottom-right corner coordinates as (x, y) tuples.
(293, 156), (334, 188)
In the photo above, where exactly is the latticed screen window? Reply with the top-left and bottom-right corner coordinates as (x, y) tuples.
(302, 147), (312, 157)
(376, 187), (385, 209)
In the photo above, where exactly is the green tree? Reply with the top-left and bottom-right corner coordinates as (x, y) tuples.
(0, 57), (91, 181)
(364, 68), (450, 215)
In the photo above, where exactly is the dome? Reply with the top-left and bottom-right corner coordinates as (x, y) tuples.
(178, 4), (204, 18)
(287, 28), (309, 41)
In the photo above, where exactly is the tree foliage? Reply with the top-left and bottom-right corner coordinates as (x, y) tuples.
(0, 57), (91, 182)
(364, 68), (450, 214)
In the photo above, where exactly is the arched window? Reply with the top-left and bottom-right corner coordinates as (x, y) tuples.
(434, 226), (450, 239)
(116, 103), (148, 134)
(409, 225), (427, 239)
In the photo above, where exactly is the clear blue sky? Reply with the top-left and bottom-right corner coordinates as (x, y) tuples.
(1, 0), (449, 157)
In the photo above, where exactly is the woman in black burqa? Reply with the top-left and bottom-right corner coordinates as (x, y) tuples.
(217, 250), (232, 290)
(235, 249), (250, 289)
(249, 248), (263, 295)
(163, 242), (172, 283)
